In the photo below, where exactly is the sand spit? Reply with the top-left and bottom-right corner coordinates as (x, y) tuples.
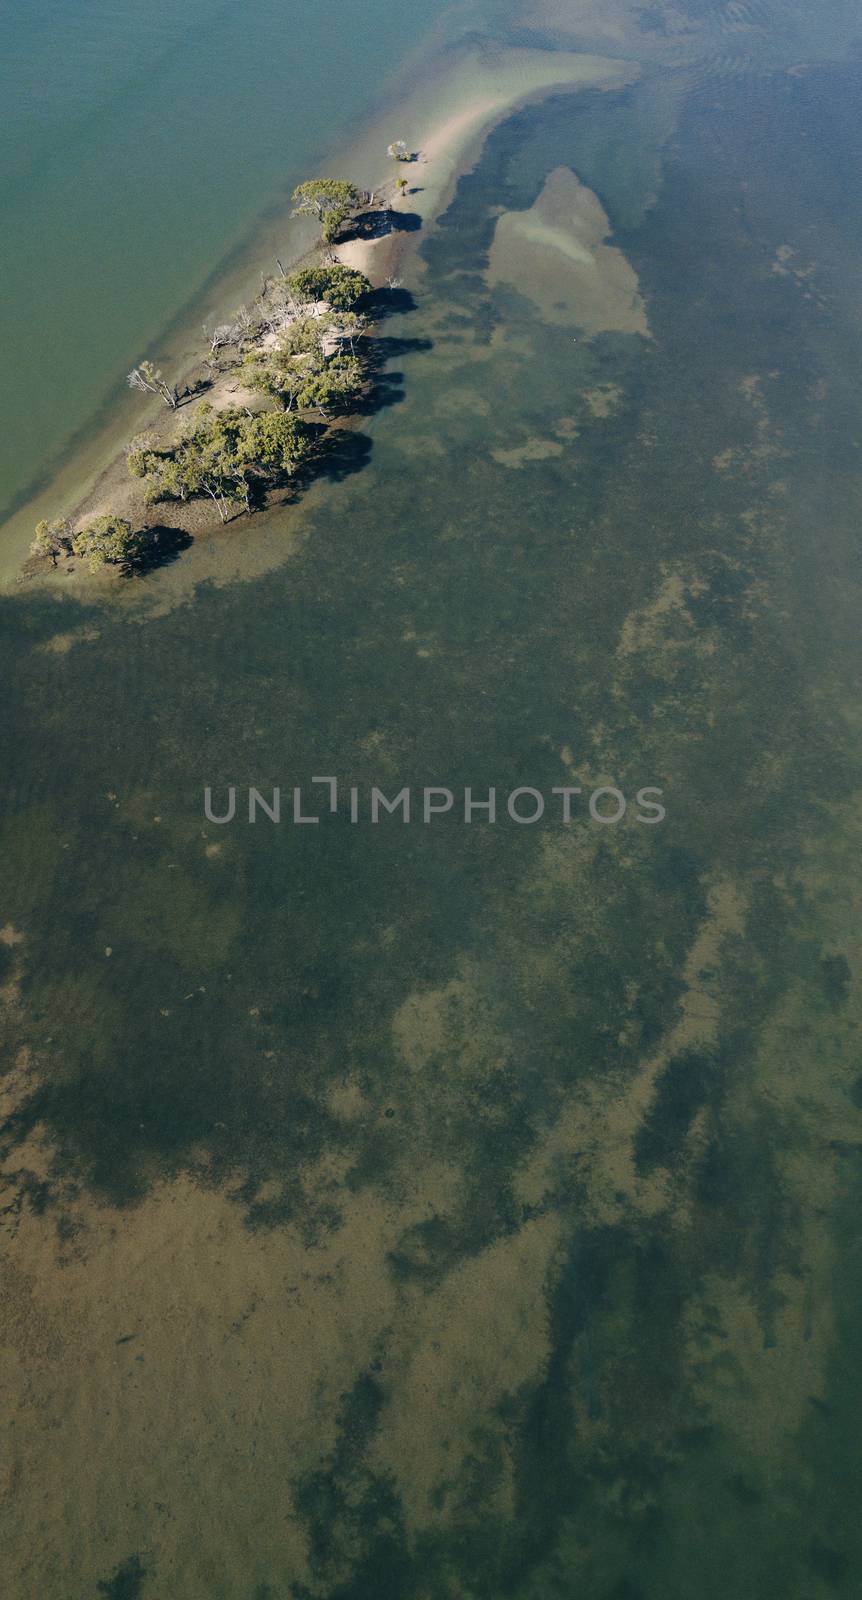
(337, 47), (638, 283)
(1, 45), (636, 590)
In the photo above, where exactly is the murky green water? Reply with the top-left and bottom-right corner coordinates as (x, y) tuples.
(2, 3), (862, 1596)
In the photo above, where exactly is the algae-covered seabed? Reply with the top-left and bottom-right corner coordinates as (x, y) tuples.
(2, 1), (862, 1596)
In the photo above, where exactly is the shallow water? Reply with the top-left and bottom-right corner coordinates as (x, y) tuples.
(2, 2), (862, 1596)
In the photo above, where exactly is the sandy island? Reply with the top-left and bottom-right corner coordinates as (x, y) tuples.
(6, 44), (637, 589)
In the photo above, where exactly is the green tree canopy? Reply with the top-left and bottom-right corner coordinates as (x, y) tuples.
(241, 314), (365, 419)
(242, 351), (308, 414)
(286, 264), (371, 312)
(130, 404), (314, 520)
(299, 353), (363, 419)
(72, 515), (136, 572)
(31, 517), (72, 563)
(291, 179), (359, 244)
(236, 411), (313, 478)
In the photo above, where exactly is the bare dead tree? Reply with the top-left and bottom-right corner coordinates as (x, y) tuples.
(200, 323), (243, 379)
(235, 302), (268, 342)
(321, 311), (367, 356)
(127, 359), (178, 410)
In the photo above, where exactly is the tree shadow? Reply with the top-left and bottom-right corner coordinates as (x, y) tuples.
(278, 420), (373, 494)
(349, 335), (433, 418)
(355, 371), (405, 416)
(96, 1553), (147, 1599)
(313, 428), (374, 483)
(130, 524), (192, 575)
(373, 335), (434, 361)
(365, 285), (418, 320)
(175, 375), (213, 407)
(341, 208), (422, 242)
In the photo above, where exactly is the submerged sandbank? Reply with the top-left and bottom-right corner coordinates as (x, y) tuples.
(487, 165), (651, 336)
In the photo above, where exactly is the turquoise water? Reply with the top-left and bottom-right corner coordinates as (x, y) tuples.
(2, 3), (862, 1597)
